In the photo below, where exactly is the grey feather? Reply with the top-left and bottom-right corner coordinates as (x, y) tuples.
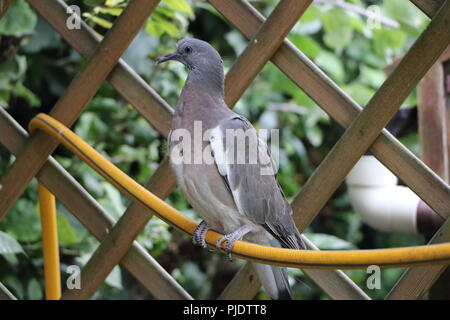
(210, 115), (305, 250)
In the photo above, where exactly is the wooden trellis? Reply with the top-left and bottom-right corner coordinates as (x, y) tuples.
(0, 0), (449, 300)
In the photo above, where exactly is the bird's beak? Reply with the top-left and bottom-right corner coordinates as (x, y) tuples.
(156, 51), (180, 65)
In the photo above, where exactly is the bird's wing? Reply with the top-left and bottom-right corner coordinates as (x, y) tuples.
(209, 115), (304, 250)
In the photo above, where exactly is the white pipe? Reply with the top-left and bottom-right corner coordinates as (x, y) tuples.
(345, 155), (420, 234)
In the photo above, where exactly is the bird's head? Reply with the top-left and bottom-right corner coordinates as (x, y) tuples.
(156, 38), (223, 72)
(157, 38), (225, 95)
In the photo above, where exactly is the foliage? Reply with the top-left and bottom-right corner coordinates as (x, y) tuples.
(0, 0), (428, 300)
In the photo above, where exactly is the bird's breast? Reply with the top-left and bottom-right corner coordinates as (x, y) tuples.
(169, 156), (244, 234)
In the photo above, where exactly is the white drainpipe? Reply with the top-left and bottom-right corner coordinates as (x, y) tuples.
(345, 155), (420, 234)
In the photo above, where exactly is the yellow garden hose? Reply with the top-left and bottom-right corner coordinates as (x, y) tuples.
(37, 183), (61, 300)
(30, 113), (450, 270)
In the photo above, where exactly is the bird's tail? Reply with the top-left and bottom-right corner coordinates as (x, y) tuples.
(252, 262), (292, 300)
(251, 238), (295, 300)
(295, 231), (306, 250)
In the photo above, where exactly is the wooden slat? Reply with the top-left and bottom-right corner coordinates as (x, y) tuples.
(224, 0), (312, 107)
(410, 0), (444, 17)
(0, 108), (192, 300)
(218, 263), (261, 299)
(0, 282), (16, 300)
(440, 45), (450, 62)
(418, 63), (449, 181)
(0, 0), (160, 220)
(386, 217), (450, 299)
(29, 0), (173, 137)
(446, 60), (450, 194)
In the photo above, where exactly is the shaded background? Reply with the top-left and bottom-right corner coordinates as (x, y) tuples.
(0, 0), (429, 299)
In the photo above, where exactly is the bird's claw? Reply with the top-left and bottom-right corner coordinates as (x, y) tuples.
(215, 234), (238, 261)
(214, 226), (252, 261)
(192, 220), (209, 248)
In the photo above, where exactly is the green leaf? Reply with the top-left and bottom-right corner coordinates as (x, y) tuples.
(138, 218), (171, 255)
(83, 12), (113, 29)
(84, 0), (105, 6)
(75, 112), (108, 143)
(162, 0), (193, 17)
(23, 18), (61, 53)
(343, 82), (375, 106)
(346, 35), (386, 67)
(322, 8), (354, 52)
(145, 20), (165, 37)
(315, 51), (345, 83)
(174, 261), (211, 298)
(350, 14), (365, 34)
(384, 0), (424, 28)
(0, 0), (37, 36)
(0, 231), (24, 255)
(2, 253), (19, 265)
(299, 4), (321, 23)
(305, 124), (323, 147)
(98, 183), (125, 219)
(81, 170), (104, 196)
(95, 7), (123, 16)
(289, 34), (320, 59)
(0, 89), (11, 106)
(264, 64), (315, 107)
(12, 83), (41, 107)
(57, 213), (79, 246)
(359, 65), (386, 89)
(152, 14), (180, 36)
(3, 276), (24, 299)
(105, 0), (126, 6)
(27, 279), (43, 300)
(6, 199), (41, 242)
(293, 5), (322, 35)
(0, 55), (27, 82)
(87, 97), (120, 114)
(372, 28), (406, 57)
(155, 6), (175, 19)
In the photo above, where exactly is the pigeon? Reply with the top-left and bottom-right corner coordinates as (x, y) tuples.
(157, 38), (305, 300)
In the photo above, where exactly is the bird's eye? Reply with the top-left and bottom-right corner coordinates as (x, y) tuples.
(184, 46), (193, 54)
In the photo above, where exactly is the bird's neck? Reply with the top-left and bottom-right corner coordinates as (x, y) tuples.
(184, 66), (225, 100)
(175, 70), (230, 128)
